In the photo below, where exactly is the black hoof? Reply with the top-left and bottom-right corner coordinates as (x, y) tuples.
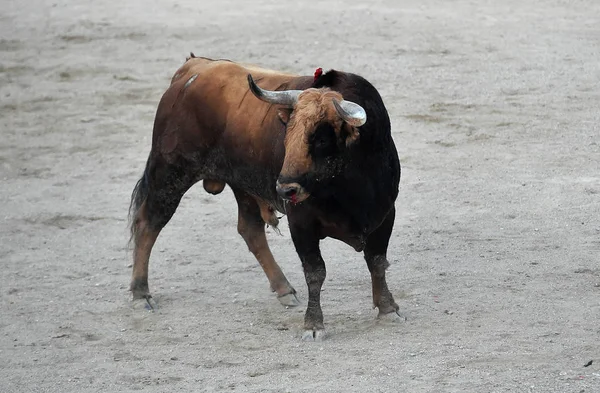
(302, 329), (327, 341)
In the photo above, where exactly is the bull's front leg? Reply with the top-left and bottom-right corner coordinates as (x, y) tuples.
(364, 207), (404, 321)
(289, 222), (327, 341)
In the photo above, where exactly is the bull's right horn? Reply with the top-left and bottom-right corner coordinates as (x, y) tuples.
(247, 74), (302, 107)
(332, 98), (367, 127)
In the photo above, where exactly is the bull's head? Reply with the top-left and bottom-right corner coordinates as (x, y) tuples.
(248, 74), (366, 204)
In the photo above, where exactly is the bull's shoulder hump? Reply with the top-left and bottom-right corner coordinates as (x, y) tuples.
(239, 63), (297, 78)
(185, 59), (296, 78)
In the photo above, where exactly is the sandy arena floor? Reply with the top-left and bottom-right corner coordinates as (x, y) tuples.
(1, 0), (599, 391)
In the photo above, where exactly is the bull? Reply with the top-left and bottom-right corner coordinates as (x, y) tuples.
(129, 54), (402, 340)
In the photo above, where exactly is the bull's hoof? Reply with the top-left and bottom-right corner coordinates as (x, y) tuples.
(131, 294), (157, 311)
(143, 296), (158, 311)
(131, 284), (157, 311)
(377, 310), (407, 322)
(302, 329), (327, 342)
(131, 289), (150, 300)
(130, 295), (158, 312)
(277, 292), (300, 308)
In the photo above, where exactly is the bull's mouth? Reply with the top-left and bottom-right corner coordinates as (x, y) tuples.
(276, 181), (310, 204)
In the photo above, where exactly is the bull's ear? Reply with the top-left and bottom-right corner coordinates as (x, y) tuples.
(277, 109), (292, 125)
(343, 123), (360, 147)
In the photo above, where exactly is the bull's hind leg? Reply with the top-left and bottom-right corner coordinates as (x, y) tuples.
(231, 188), (298, 307)
(129, 157), (195, 303)
(363, 207), (404, 321)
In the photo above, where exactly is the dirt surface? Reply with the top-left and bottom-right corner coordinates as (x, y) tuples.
(1, 0), (599, 391)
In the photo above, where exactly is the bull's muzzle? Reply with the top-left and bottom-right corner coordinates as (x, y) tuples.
(276, 181), (309, 204)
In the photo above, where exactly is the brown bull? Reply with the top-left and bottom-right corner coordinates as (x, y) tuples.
(129, 54), (401, 340)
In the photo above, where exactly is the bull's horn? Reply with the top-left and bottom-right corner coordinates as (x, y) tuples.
(332, 98), (367, 127)
(247, 74), (302, 107)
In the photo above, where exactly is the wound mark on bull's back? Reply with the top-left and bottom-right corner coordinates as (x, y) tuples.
(183, 74), (198, 90)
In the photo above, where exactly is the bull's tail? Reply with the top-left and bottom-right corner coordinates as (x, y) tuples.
(128, 158), (151, 246)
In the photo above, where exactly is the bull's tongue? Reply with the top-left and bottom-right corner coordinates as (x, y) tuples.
(290, 194), (298, 204)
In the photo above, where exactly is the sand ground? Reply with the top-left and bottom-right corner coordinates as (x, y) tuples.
(1, 0), (599, 392)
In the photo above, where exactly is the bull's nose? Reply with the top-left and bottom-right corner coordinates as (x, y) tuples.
(276, 182), (300, 200)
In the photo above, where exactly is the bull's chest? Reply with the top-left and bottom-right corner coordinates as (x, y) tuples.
(318, 216), (368, 252)
(313, 195), (393, 252)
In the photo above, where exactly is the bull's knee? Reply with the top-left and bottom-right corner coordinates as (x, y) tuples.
(368, 255), (390, 277)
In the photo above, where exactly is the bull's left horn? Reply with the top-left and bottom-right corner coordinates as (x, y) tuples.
(247, 74), (302, 107)
(332, 98), (367, 127)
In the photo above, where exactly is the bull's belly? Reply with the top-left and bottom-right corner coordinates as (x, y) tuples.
(230, 175), (281, 210)
(200, 166), (284, 213)
(192, 147), (282, 206)
(322, 227), (367, 252)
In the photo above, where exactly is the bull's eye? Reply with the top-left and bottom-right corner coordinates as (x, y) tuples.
(310, 123), (337, 158)
(314, 136), (329, 149)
